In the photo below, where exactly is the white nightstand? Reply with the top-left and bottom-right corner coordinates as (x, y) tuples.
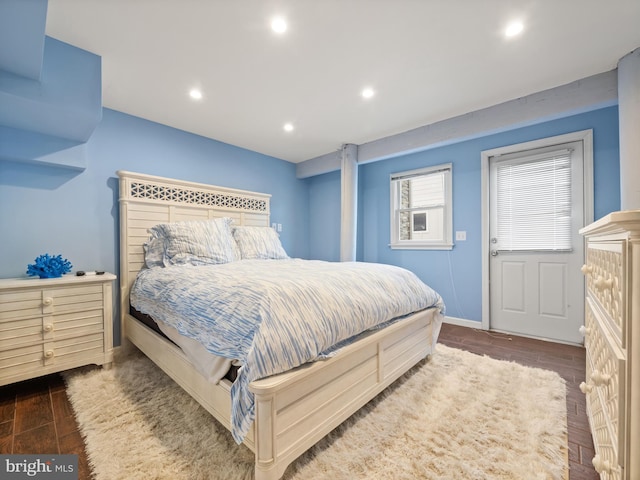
(0, 273), (116, 386)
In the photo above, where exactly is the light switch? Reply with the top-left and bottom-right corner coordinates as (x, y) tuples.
(277, 224), (282, 232)
(455, 231), (466, 241)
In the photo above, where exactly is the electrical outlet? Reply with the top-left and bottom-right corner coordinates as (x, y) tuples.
(455, 231), (466, 241)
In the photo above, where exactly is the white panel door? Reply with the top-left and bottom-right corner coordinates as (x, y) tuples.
(489, 140), (585, 344)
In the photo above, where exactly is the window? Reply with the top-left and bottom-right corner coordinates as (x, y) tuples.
(390, 163), (452, 250)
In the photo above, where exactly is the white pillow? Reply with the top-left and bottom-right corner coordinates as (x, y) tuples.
(149, 218), (237, 266)
(232, 226), (288, 260)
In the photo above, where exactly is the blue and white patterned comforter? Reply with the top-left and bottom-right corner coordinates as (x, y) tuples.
(130, 258), (445, 443)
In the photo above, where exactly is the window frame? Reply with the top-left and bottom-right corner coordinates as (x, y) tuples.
(389, 163), (453, 250)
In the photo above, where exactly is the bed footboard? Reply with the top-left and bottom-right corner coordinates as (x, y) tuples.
(249, 308), (440, 480)
(124, 308), (441, 480)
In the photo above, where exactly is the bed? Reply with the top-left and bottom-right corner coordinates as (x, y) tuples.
(117, 170), (445, 480)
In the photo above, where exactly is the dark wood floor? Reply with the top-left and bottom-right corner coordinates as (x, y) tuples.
(0, 322), (598, 480)
(0, 369), (92, 479)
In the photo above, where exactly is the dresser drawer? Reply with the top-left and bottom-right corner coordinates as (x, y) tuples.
(580, 210), (640, 480)
(583, 298), (625, 476)
(583, 242), (625, 343)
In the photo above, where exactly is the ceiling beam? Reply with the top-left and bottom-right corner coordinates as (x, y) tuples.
(296, 69), (618, 179)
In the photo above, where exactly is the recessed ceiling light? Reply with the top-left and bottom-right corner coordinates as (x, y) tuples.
(189, 89), (203, 100)
(362, 87), (375, 99)
(283, 123), (294, 132)
(271, 17), (287, 34)
(505, 21), (524, 37)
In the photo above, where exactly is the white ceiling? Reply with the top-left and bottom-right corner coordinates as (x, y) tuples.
(45, 0), (640, 164)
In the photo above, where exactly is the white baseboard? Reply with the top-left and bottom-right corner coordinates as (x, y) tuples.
(443, 316), (583, 346)
(443, 315), (484, 330)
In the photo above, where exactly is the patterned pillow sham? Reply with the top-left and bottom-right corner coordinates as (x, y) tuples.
(149, 218), (237, 266)
(232, 226), (288, 260)
(142, 237), (165, 268)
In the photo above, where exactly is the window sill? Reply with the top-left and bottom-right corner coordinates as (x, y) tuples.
(389, 242), (454, 251)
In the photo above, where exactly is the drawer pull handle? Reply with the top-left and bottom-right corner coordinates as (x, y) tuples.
(43, 297), (53, 306)
(581, 264), (593, 275)
(579, 381), (592, 394)
(44, 350), (54, 359)
(43, 324), (54, 332)
(590, 370), (611, 386)
(578, 325), (590, 336)
(592, 455), (619, 475)
(594, 276), (613, 290)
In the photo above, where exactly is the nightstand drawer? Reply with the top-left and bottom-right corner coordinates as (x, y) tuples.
(0, 332), (105, 380)
(0, 343), (43, 377)
(0, 317), (43, 350)
(0, 289), (43, 322)
(51, 308), (104, 338)
(0, 284), (105, 321)
(46, 331), (106, 364)
(43, 284), (104, 315)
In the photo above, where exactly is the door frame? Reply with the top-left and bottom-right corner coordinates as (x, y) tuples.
(480, 129), (594, 332)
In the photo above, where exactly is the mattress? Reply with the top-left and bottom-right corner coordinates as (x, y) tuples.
(130, 306), (240, 383)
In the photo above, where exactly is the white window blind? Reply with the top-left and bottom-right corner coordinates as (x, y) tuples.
(496, 149), (572, 251)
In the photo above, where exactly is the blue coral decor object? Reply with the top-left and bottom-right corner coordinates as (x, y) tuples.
(26, 254), (73, 278)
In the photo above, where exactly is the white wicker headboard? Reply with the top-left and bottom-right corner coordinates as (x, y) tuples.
(117, 170), (271, 337)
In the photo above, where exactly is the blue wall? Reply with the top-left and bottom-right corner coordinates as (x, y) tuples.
(306, 169), (341, 261)
(308, 106), (621, 323)
(0, 36), (103, 167)
(0, 87), (622, 335)
(0, 108), (310, 339)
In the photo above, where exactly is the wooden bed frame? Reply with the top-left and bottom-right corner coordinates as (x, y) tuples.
(117, 170), (443, 480)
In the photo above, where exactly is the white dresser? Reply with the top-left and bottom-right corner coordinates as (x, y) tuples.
(580, 211), (640, 480)
(0, 273), (116, 386)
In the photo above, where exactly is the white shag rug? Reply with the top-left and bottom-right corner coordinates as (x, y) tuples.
(64, 344), (568, 480)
